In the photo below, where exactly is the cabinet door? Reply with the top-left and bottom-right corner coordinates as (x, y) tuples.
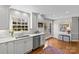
(32, 13), (38, 32)
(0, 43), (7, 54)
(14, 39), (24, 54)
(40, 35), (45, 46)
(7, 41), (14, 54)
(24, 38), (33, 53)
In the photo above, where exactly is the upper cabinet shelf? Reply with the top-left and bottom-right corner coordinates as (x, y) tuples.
(10, 9), (30, 32)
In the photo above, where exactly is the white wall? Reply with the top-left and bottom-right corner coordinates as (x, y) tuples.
(0, 6), (9, 30)
(53, 21), (59, 38)
(44, 18), (54, 38)
(53, 17), (72, 38)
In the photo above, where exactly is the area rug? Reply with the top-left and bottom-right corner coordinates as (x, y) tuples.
(44, 45), (64, 54)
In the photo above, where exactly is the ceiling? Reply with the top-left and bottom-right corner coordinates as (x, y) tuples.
(11, 5), (79, 19)
(31, 5), (79, 19)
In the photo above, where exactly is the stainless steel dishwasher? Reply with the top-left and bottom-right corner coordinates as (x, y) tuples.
(33, 35), (40, 50)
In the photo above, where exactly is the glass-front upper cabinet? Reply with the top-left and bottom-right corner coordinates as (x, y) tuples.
(10, 9), (30, 32)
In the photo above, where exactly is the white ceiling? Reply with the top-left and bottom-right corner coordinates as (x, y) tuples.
(31, 5), (79, 19)
(11, 5), (79, 19)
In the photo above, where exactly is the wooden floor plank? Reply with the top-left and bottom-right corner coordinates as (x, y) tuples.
(31, 37), (79, 54)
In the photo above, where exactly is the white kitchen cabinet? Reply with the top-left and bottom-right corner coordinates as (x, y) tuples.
(7, 41), (14, 54)
(14, 39), (25, 54)
(40, 34), (45, 46)
(31, 13), (38, 32)
(0, 43), (7, 54)
(24, 37), (33, 53)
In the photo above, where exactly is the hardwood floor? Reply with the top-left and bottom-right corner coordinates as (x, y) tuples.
(31, 37), (79, 54)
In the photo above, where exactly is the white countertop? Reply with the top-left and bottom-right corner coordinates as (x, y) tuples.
(0, 32), (45, 44)
(28, 32), (45, 37)
(0, 37), (16, 44)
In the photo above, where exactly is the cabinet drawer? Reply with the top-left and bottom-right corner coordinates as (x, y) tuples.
(7, 41), (14, 54)
(14, 39), (24, 44)
(24, 41), (33, 53)
(0, 43), (8, 54)
(24, 38), (33, 53)
(24, 37), (32, 43)
(14, 39), (25, 54)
